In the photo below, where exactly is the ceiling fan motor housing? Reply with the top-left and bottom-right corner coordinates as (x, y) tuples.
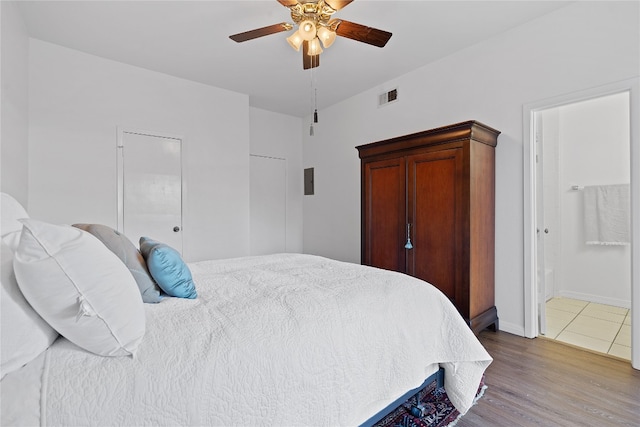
(289, 1), (339, 31)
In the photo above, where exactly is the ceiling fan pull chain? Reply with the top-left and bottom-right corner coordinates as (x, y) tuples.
(310, 60), (316, 136)
(314, 88), (319, 123)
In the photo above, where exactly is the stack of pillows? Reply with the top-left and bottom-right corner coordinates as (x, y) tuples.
(0, 192), (196, 380)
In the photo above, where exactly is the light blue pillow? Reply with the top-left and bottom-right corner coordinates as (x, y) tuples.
(139, 237), (197, 299)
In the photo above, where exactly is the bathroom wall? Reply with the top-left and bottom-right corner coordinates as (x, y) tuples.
(550, 92), (631, 307)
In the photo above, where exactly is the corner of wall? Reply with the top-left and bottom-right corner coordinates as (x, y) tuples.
(0, 1), (29, 206)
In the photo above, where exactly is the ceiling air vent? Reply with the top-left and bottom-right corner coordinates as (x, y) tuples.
(378, 88), (398, 107)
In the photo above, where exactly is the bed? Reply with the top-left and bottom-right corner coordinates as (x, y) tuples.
(0, 192), (492, 426)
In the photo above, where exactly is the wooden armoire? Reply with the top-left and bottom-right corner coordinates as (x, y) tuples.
(356, 121), (499, 334)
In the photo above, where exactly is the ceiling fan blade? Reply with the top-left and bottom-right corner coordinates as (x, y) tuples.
(335, 20), (392, 48)
(325, 0), (354, 11)
(277, 0), (299, 7)
(229, 23), (292, 43)
(302, 41), (320, 70)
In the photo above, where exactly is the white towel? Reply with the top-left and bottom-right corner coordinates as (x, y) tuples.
(583, 184), (630, 245)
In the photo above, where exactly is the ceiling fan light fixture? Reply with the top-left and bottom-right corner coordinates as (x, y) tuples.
(286, 30), (304, 51)
(228, 1), (392, 70)
(307, 37), (323, 56)
(317, 26), (336, 48)
(299, 19), (317, 41)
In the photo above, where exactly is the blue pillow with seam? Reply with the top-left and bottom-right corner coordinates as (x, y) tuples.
(139, 237), (197, 299)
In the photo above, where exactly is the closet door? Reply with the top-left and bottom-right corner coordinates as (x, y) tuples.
(362, 157), (406, 272)
(407, 148), (465, 305)
(118, 131), (183, 254)
(250, 155), (286, 255)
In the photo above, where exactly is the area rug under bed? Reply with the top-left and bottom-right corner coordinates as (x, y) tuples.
(373, 376), (486, 427)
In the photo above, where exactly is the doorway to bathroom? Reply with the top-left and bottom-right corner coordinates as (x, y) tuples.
(523, 78), (639, 369)
(536, 92), (631, 359)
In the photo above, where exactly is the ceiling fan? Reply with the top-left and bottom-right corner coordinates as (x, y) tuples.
(229, 0), (392, 70)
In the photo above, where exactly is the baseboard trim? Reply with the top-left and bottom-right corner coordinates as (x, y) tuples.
(558, 291), (631, 309)
(497, 321), (525, 337)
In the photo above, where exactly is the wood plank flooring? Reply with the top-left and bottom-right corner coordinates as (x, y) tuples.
(458, 331), (640, 427)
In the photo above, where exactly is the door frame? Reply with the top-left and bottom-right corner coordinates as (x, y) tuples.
(116, 127), (188, 257)
(534, 114), (547, 336)
(522, 77), (640, 369)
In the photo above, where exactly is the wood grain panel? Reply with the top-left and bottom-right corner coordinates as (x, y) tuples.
(362, 157), (405, 271)
(469, 141), (496, 319)
(407, 149), (463, 302)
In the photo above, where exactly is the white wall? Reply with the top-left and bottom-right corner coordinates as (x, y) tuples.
(28, 39), (251, 262)
(1, 1), (29, 206)
(249, 107), (303, 253)
(302, 2), (640, 334)
(557, 93), (631, 307)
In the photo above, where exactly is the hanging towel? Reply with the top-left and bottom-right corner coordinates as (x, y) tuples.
(583, 184), (630, 245)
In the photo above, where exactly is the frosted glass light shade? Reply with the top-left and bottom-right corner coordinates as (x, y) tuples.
(287, 31), (304, 51)
(307, 37), (323, 56)
(299, 20), (317, 41)
(317, 26), (336, 48)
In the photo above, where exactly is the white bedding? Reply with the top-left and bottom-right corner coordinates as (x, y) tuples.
(2, 253), (492, 426)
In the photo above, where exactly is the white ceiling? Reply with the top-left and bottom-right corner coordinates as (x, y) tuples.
(17, 1), (571, 117)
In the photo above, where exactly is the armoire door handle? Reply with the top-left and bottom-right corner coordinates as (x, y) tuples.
(404, 223), (413, 249)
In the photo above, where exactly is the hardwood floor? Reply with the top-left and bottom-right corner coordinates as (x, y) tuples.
(458, 330), (640, 427)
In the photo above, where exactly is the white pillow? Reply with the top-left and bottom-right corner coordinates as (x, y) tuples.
(1, 242), (58, 378)
(13, 219), (146, 357)
(1, 192), (29, 252)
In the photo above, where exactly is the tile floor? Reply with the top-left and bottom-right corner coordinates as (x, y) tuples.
(543, 297), (631, 360)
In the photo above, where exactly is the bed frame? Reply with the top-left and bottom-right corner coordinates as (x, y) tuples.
(360, 367), (445, 427)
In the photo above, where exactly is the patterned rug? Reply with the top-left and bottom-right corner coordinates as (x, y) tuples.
(374, 377), (486, 427)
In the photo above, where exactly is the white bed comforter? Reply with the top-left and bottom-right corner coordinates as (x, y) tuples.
(6, 254), (492, 426)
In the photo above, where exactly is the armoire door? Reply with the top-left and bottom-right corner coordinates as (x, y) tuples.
(406, 148), (465, 305)
(362, 157), (406, 272)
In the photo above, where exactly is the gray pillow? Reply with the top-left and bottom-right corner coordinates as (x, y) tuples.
(72, 224), (163, 303)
